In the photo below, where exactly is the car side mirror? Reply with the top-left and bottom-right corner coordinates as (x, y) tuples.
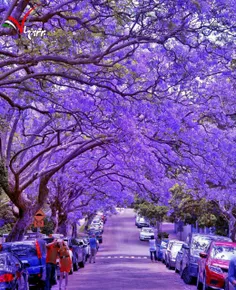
(199, 252), (208, 258)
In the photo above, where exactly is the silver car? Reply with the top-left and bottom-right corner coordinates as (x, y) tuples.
(139, 227), (154, 241)
(165, 240), (185, 269)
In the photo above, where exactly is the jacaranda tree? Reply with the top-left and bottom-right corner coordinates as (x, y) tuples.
(0, 0), (235, 240)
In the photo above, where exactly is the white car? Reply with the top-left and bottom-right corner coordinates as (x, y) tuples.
(139, 227), (154, 241)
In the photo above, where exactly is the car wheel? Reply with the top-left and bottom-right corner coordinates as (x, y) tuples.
(79, 260), (85, 268)
(224, 278), (229, 290)
(69, 264), (74, 275)
(175, 266), (179, 273)
(203, 274), (209, 290)
(197, 271), (202, 290)
(182, 266), (193, 284)
(73, 260), (79, 271)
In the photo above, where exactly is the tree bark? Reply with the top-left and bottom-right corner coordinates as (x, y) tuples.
(57, 213), (68, 236)
(228, 217), (236, 242)
(7, 176), (50, 241)
(72, 221), (77, 238)
(7, 207), (33, 241)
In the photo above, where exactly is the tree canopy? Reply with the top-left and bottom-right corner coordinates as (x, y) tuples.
(0, 0), (235, 240)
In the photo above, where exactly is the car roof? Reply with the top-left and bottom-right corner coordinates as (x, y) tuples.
(212, 241), (236, 246)
(142, 227), (153, 230)
(169, 239), (181, 243)
(10, 239), (45, 245)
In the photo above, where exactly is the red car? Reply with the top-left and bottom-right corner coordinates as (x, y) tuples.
(197, 241), (236, 290)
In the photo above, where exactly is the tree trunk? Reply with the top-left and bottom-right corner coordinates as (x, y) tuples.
(7, 176), (50, 241)
(228, 217), (236, 242)
(50, 207), (58, 234)
(7, 208), (33, 241)
(57, 214), (68, 236)
(72, 221), (77, 238)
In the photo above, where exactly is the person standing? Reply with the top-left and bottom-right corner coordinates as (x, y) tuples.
(58, 240), (72, 290)
(228, 256), (236, 289)
(45, 239), (59, 290)
(149, 235), (157, 262)
(89, 234), (98, 263)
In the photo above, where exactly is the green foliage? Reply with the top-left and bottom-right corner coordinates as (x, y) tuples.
(134, 199), (168, 223)
(168, 184), (228, 231)
(0, 223), (13, 236)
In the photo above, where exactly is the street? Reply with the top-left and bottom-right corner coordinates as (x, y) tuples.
(53, 209), (196, 290)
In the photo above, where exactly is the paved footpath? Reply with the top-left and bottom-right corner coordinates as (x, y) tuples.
(52, 209), (196, 290)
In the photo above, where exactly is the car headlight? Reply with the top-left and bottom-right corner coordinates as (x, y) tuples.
(208, 265), (223, 274)
(189, 256), (198, 264)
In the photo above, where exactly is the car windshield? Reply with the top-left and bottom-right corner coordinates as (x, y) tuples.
(171, 244), (183, 255)
(11, 244), (37, 256)
(191, 236), (212, 256)
(143, 228), (153, 233)
(210, 246), (236, 261)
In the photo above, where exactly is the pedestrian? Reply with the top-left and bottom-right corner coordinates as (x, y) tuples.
(89, 234), (98, 263)
(228, 256), (236, 289)
(58, 239), (72, 290)
(149, 235), (157, 262)
(45, 239), (59, 290)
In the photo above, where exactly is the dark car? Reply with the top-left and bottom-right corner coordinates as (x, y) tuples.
(1, 239), (46, 289)
(181, 233), (232, 285)
(156, 239), (169, 262)
(197, 241), (236, 290)
(64, 238), (86, 269)
(0, 252), (29, 290)
(136, 217), (150, 228)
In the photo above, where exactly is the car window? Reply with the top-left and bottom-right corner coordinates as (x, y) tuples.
(191, 236), (212, 256)
(0, 256), (5, 267)
(210, 246), (236, 260)
(11, 244), (37, 256)
(143, 228), (153, 233)
(11, 255), (21, 266)
(171, 243), (183, 254)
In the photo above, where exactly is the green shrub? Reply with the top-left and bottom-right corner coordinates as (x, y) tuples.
(158, 232), (169, 239)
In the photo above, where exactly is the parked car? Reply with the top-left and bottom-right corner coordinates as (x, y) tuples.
(2, 239), (47, 289)
(175, 242), (188, 274)
(96, 212), (107, 223)
(136, 217), (150, 228)
(164, 240), (180, 265)
(0, 252), (29, 290)
(64, 238), (87, 269)
(165, 240), (186, 269)
(135, 214), (142, 226)
(181, 233), (232, 285)
(139, 227), (154, 241)
(197, 241), (236, 290)
(77, 238), (90, 261)
(156, 239), (169, 262)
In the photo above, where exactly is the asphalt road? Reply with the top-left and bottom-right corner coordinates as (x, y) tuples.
(52, 208), (196, 290)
